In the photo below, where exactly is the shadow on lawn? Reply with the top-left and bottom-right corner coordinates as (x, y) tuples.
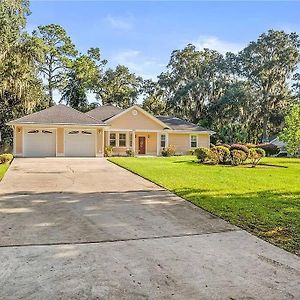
(174, 187), (300, 255)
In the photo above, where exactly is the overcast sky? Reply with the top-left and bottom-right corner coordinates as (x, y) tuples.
(27, 0), (300, 102)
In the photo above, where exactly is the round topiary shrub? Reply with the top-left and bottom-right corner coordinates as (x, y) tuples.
(230, 144), (249, 154)
(0, 153), (13, 164)
(214, 146), (230, 164)
(248, 148), (266, 167)
(195, 147), (211, 163)
(230, 149), (247, 166)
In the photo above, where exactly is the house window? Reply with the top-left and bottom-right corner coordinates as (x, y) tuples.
(129, 133), (133, 147)
(68, 130), (79, 135)
(190, 135), (197, 148)
(110, 133), (116, 146)
(119, 133), (126, 147)
(82, 131), (92, 135)
(161, 134), (166, 148)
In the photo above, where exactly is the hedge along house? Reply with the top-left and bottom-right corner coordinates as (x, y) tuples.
(7, 104), (214, 157)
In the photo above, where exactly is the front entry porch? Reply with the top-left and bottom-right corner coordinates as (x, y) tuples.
(105, 130), (168, 156)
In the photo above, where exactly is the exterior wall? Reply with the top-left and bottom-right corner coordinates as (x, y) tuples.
(56, 127), (64, 155)
(96, 129), (104, 156)
(198, 133), (210, 148)
(168, 133), (190, 154)
(15, 126), (23, 155)
(109, 109), (164, 131)
(168, 133), (210, 154)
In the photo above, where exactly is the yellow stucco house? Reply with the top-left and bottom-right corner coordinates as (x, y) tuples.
(7, 104), (214, 157)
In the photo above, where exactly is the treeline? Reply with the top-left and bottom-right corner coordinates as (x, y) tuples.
(1, 0), (300, 149)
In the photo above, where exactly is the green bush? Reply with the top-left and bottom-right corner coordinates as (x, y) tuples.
(161, 145), (176, 157)
(214, 146), (230, 164)
(195, 147), (211, 162)
(104, 146), (113, 157)
(231, 150), (247, 166)
(0, 153), (13, 164)
(256, 143), (279, 156)
(230, 144), (250, 155)
(248, 148), (265, 167)
(126, 149), (134, 157)
(188, 149), (195, 155)
(245, 143), (256, 149)
(217, 143), (230, 149)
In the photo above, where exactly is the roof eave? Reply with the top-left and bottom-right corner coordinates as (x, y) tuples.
(6, 122), (109, 127)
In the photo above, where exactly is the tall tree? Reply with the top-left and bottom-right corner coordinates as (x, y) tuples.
(60, 48), (105, 112)
(280, 104), (300, 156)
(96, 65), (143, 109)
(141, 79), (166, 115)
(33, 24), (77, 105)
(158, 45), (231, 123)
(237, 30), (300, 141)
(0, 0), (46, 147)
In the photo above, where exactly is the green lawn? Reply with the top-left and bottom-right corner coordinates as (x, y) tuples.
(109, 156), (300, 255)
(0, 163), (9, 181)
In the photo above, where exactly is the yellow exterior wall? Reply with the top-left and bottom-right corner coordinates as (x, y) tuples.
(168, 133), (190, 154)
(15, 126), (23, 154)
(168, 133), (210, 154)
(109, 109), (164, 130)
(56, 128), (64, 154)
(198, 133), (210, 148)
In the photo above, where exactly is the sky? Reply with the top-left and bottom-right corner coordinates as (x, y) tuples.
(27, 0), (300, 102)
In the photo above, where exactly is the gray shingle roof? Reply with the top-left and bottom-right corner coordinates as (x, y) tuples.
(156, 116), (212, 132)
(8, 104), (106, 126)
(86, 104), (124, 121)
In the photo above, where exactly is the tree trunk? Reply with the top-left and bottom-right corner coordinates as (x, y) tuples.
(262, 115), (268, 143)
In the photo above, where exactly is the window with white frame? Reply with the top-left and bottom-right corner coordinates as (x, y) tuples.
(129, 133), (133, 147)
(161, 134), (166, 148)
(119, 133), (126, 147)
(190, 135), (197, 148)
(109, 133), (116, 146)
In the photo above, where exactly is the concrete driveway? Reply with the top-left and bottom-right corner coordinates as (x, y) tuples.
(0, 158), (299, 299)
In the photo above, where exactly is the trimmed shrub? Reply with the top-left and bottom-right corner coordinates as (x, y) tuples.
(245, 143), (256, 149)
(195, 147), (211, 162)
(126, 149), (134, 157)
(248, 148), (266, 167)
(231, 150), (247, 166)
(218, 143), (230, 149)
(230, 144), (250, 155)
(104, 146), (113, 157)
(188, 149), (195, 155)
(214, 146), (230, 164)
(161, 145), (176, 157)
(0, 153), (13, 164)
(256, 143), (279, 156)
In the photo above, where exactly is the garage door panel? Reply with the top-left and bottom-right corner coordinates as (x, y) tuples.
(24, 129), (56, 157)
(65, 129), (95, 157)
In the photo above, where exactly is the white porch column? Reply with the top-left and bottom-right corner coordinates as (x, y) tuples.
(156, 132), (160, 156)
(166, 132), (169, 147)
(132, 130), (136, 155)
(101, 129), (105, 156)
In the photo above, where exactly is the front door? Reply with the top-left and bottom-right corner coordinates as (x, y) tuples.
(138, 137), (146, 154)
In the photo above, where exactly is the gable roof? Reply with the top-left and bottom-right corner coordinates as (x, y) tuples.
(86, 104), (124, 121)
(106, 105), (170, 129)
(7, 104), (106, 126)
(156, 116), (213, 133)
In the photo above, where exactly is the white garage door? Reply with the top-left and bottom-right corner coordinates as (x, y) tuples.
(24, 128), (56, 157)
(65, 129), (96, 157)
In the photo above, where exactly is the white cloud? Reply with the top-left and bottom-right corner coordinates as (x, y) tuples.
(110, 49), (165, 80)
(192, 35), (244, 54)
(104, 15), (132, 30)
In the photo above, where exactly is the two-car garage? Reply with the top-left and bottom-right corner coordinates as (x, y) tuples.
(23, 128), (96, 157)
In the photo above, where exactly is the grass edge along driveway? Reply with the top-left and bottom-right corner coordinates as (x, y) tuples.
(0, 163), (9, 181)
(109, 156), (300, 256)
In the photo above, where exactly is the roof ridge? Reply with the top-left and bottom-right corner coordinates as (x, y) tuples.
(64, 104), (103, 124)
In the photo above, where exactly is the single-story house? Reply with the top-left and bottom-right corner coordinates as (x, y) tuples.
(7, 104), (214, 157)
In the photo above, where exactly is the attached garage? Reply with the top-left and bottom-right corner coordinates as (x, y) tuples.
(23, 128), (56, 157)
(65, 129), (96, 157)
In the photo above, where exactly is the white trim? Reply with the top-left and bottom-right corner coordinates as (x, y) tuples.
(132, 130), (136, 154)
(164, 130), (215, 135)
(13, 126), (16, 156)
(190, 134), (198, 148)
(8, 123), (109, 128)
(105, 105), (170, 129)
(156, 132), (160, 156)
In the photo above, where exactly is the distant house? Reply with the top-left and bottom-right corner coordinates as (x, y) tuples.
(7, 104), (214, 157)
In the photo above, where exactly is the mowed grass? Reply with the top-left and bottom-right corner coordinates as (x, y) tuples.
(109, 156), (300, 255)
(0, 163), (9, 181)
